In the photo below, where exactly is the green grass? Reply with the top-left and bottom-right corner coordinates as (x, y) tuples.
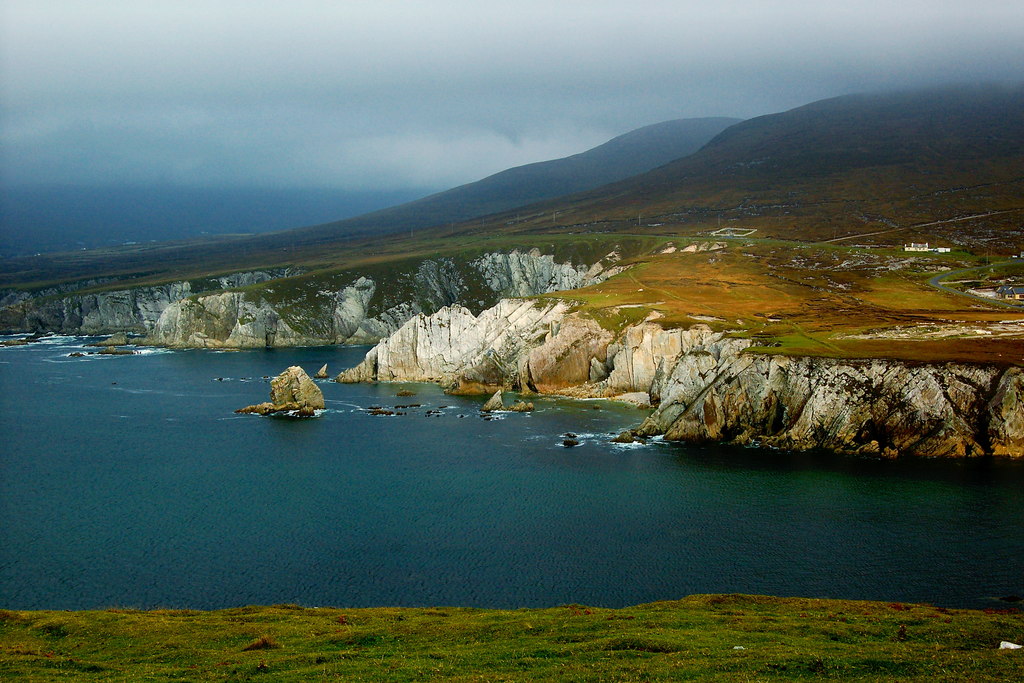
(2, 595), (1022, 681)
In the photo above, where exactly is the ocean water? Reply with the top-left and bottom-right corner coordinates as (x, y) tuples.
(1, 336), (1023, 611)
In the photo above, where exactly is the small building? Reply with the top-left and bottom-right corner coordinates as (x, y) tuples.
(996, 285), (1024, 300)
(904, 242), (930, 252)
(934, 246), (951, 253)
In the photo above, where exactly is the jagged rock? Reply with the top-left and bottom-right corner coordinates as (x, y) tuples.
(315, 364), (329, 379)
(136, 252), (621, 349)
(1, 270), (297, 337)
(988, 368), (1024, 457)
(611, 430), (640, 444)
(270, 366), (324, 409)
(509, 400), (534, 412)
(336, 296), (1024, 458)
(526, 315), (612, 392)
(338, 299), (571, 384)
(236, 366), (323, 416)
(481, 390), (505, 412)
(562, 439), (579, 448)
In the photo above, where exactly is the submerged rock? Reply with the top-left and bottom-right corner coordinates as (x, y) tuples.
(236, 365), (324, 417)
(98, 346), (136, 355)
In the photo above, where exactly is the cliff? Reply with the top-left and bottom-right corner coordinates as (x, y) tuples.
(0, 270), (297, 336)
(0, 249), (617, 347)
(340, 299), (1024, 458)
(143, 249), (618, 348)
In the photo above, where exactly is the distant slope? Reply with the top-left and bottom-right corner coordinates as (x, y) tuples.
(282, 117), (740, 245)
(0, 117), (739, 286)
(499, 84), (1024, 246)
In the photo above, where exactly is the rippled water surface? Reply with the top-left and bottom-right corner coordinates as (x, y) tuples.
(1, 337), (1023, 610)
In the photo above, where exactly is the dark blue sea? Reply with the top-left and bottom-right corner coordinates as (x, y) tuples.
(1, 336), (1023, 611)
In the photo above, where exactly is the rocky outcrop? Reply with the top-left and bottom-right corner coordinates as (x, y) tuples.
(634, 352), (1016, 458)
(338, 297), (1024, 458)
(481, 390), (505, 411)
(471, 249), (610, 297)
(89, 332), (129, 347)
(0, 270), (298, 336)
(337, 299), (571, 387)
(236, 366), (324, 417)
(141, 249), (622, 349)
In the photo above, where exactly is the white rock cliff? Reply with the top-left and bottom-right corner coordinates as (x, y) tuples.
(339, 297), (1024, 458)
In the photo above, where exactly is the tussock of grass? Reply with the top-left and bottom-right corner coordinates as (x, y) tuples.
(241, 635), (281, 651)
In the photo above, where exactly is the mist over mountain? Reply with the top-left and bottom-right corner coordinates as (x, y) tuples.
(3, 84), (1021, 287)
(0, 186), (432, 258)
(266, 117), (740, 246)
(0, 116), (737, 260)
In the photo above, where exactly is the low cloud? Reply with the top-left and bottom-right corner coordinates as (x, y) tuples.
(2, 0), (1022, 190)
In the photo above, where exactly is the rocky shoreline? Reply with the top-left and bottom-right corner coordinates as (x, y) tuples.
(0, 250), (622, 347)
(337, 299), (1024, 458)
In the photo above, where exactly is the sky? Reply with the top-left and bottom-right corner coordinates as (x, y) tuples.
(2, 0), (1023, 194)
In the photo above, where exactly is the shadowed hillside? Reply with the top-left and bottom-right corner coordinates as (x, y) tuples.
(477, 84), (1024, 247)
(268, 116), (741, 245)
(0, 117), (738, 287)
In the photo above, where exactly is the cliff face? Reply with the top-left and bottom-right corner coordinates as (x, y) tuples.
(0, 270), (296, 335)
(341, 298), (1024, 458)
(0, 249), (615, 346)
(144, 249), (618, 348)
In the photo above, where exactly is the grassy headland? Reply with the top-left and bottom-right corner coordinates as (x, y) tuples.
(2, 595), (1022, 681)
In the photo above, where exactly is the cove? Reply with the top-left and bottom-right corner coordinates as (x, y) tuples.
(1, 336), (1022, 611)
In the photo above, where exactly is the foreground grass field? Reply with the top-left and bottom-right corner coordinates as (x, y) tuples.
(2, 595), (1022, 681)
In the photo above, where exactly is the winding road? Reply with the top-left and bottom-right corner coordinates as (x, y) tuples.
(927, 259), (1024, 310)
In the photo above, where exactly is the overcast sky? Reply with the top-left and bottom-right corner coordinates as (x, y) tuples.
(2, 0), (1022, 193)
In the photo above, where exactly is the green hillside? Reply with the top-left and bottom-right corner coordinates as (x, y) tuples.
(2, 595), (1022, 681)
(468, 84), (1024, 249)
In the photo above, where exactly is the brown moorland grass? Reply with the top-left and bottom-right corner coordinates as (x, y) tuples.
(542, 244), (1024, 365)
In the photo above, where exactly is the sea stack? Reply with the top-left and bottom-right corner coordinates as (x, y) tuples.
(236, 365), (324, 416)
(315, 363), (329, 378)
(481, 390), (504, 412)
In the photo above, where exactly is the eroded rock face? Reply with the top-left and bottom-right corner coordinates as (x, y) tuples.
(0, 270), (297, 336)
(236, 366), (324, 416)
(270, 366), (325, 409)
(337, 296), (1024, 458)
(638, 344), (1019, 458)
(525, 316), (612, 393)
(989, 368), (1024, 457)
(337, 299), (571, 387)
(142, 250), (623, 349)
